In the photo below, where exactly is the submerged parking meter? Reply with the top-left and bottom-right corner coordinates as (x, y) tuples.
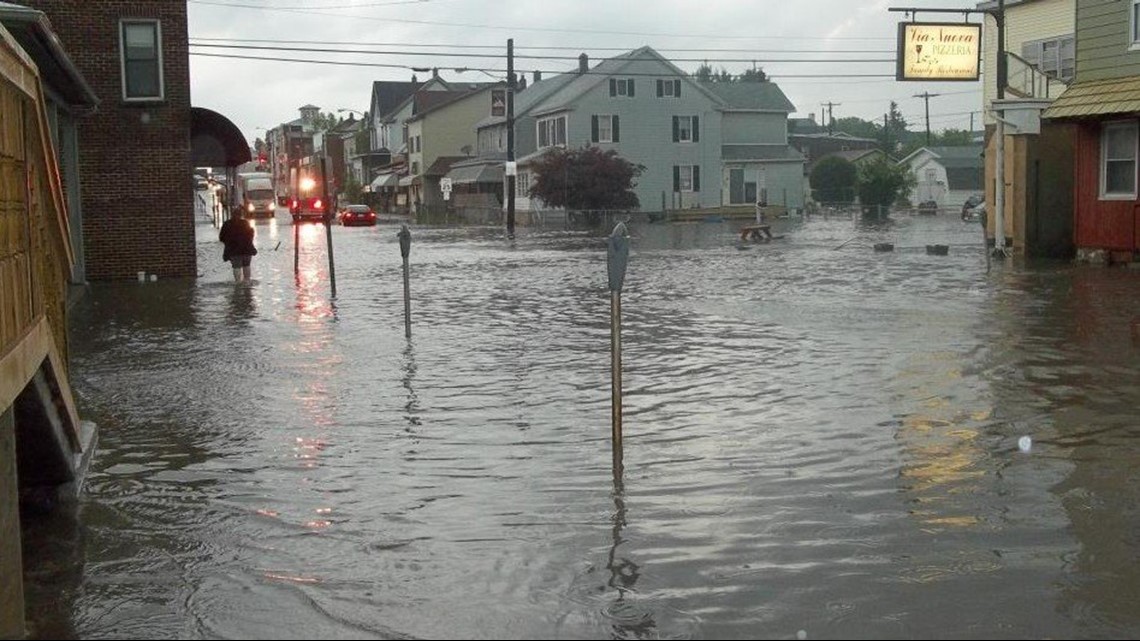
(398, 225), (412, 338)
(607, 221), (630, 475)
(398, 224), (411, 259)
(607, 222), (630, 293)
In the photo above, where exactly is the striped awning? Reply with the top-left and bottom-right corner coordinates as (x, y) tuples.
(1043, 76), (1140, 120)
(446, 162), (504, 185)
(369, 173), (398, 190)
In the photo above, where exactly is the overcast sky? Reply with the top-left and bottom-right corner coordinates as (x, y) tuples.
(186, 0), (986, 146)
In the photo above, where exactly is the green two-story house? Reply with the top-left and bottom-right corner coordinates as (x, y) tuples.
(474, 47), (804, 216)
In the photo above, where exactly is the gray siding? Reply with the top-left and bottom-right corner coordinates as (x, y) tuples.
(722, 112), (786, 144)
(524, 58), (726, 210)
(1077, 0), (1140, 81)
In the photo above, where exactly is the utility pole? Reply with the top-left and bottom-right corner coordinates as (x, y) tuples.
(914, 91), (941, 146)
(821, 101), (841, 134)
(505, 38), (516, 238)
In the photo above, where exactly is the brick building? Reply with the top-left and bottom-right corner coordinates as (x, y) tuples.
(18, 0), (197, 280)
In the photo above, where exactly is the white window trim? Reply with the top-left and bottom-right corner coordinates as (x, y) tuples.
(679, 165), (695, 192)
(615, 79), (633, 97)
(1101, 120), (1138, 200)
(677, 116), (695, 143)
(662, 80), (677, 97)
(1132, 0), (1140, 50)
(598, 114), (614, 143)
(537, 115), (568, 149)
(119, 19), (164, 102)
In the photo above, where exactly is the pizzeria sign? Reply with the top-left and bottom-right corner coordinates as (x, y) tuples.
(896, 22), (981, 82)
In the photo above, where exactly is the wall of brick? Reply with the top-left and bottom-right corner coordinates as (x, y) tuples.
(22, 1), (194, 280)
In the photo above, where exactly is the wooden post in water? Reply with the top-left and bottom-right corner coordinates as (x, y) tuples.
(398, 224), (412, 339)
(607, 222), (630, 475)
(293, 218), (300, 275)
(320, 156), (338, 298)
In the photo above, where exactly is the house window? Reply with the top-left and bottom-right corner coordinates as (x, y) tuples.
(592, 115), (619, 143)
(672, 115), (700, 143)
(516, 171), (530, 198)
(1021, 35), (1076, 83)
(656, 79), (681, 98)
(673, 165), (701, 192)
(120, 20), (163, 100)
(537, 115), (567, 148)
(1133, 1), (1140, 46)
(1102, 121), (1138, 198)
(609, 78), (635, 97)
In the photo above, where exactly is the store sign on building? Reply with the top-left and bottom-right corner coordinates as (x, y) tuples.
(896, 22), (981, 81)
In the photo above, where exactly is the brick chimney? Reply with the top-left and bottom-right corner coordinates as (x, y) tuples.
(534, 70), (542, 83)
(578, 53), (588, 74)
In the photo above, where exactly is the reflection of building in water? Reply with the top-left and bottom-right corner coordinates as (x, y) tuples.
(892, 348), (992, 532)
(1011, 269), (1140, 629)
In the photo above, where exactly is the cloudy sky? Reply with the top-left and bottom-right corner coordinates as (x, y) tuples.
(186, 0), (986, 145)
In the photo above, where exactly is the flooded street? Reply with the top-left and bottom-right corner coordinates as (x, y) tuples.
(23, 213), (1140, 639)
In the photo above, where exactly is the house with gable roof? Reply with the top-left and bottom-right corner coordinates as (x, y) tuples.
(473, 47), (804, 217)
(898, 145), (984, 209)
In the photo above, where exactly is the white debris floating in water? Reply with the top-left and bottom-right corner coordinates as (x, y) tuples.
(1018, 436), (1032, 453)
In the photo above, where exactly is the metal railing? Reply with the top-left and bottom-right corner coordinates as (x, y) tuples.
(1005, 51), (1068, 100)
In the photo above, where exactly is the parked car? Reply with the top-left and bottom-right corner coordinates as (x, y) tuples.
(963, 200), (985, 222)
(961, 194), (983, 220)
(339, 204), (376, 227)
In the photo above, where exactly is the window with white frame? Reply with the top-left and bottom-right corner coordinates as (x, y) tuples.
(1132, 0), (1140, 46)
(537, 115), (567, 148)
(609, 78), (635, 97)
(1102, 121), (1138, 198)
(516, 171), (530, 198)
(672, 115), (699, 143)
(656, 79), (681, 98)
(592, 115), (619, 143)
(120, 20), (163, 100)
(673, 165), (701, 192)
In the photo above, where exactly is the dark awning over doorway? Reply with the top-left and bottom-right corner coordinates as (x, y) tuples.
(191, 107), (251, 167)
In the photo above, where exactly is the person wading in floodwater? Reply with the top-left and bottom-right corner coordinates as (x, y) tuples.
(219, 209), (257, 282)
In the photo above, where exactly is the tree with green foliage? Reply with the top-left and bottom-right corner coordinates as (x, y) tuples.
(738, 67), (768, 82)
(810, 156), (858, 204)
(856, 158), (915, 217)
(528, 147), (644, 219)
(342, 175), (364, 204)
(692, 63), (767, 83)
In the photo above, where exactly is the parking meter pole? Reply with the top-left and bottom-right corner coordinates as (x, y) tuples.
(606, 222), (630, 475)
(610, 290), (623, 473)
(293, 219), (300, 274)
(398, 225), (412, 339)
(320, 157), (338, 298)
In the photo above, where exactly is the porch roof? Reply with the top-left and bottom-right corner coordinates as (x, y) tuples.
(1043, 77), (1140, 120)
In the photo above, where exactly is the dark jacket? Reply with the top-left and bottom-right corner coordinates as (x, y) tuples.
(219, 218), (257, 261)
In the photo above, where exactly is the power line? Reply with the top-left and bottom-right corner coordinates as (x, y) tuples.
(187, 0), (897, 40)
(187, 42), (895, 64)
(188, 36), (897, 55)
(188, 51), (898, 78)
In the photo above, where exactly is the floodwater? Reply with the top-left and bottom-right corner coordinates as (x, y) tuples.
(21, 211), (1140, 639)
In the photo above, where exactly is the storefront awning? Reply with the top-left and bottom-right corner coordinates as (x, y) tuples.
(369, 173), (398, 190)
(1043, 77), (1140, 120)
(398, 175), (421, 187)
(446, 163), (504, 185)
